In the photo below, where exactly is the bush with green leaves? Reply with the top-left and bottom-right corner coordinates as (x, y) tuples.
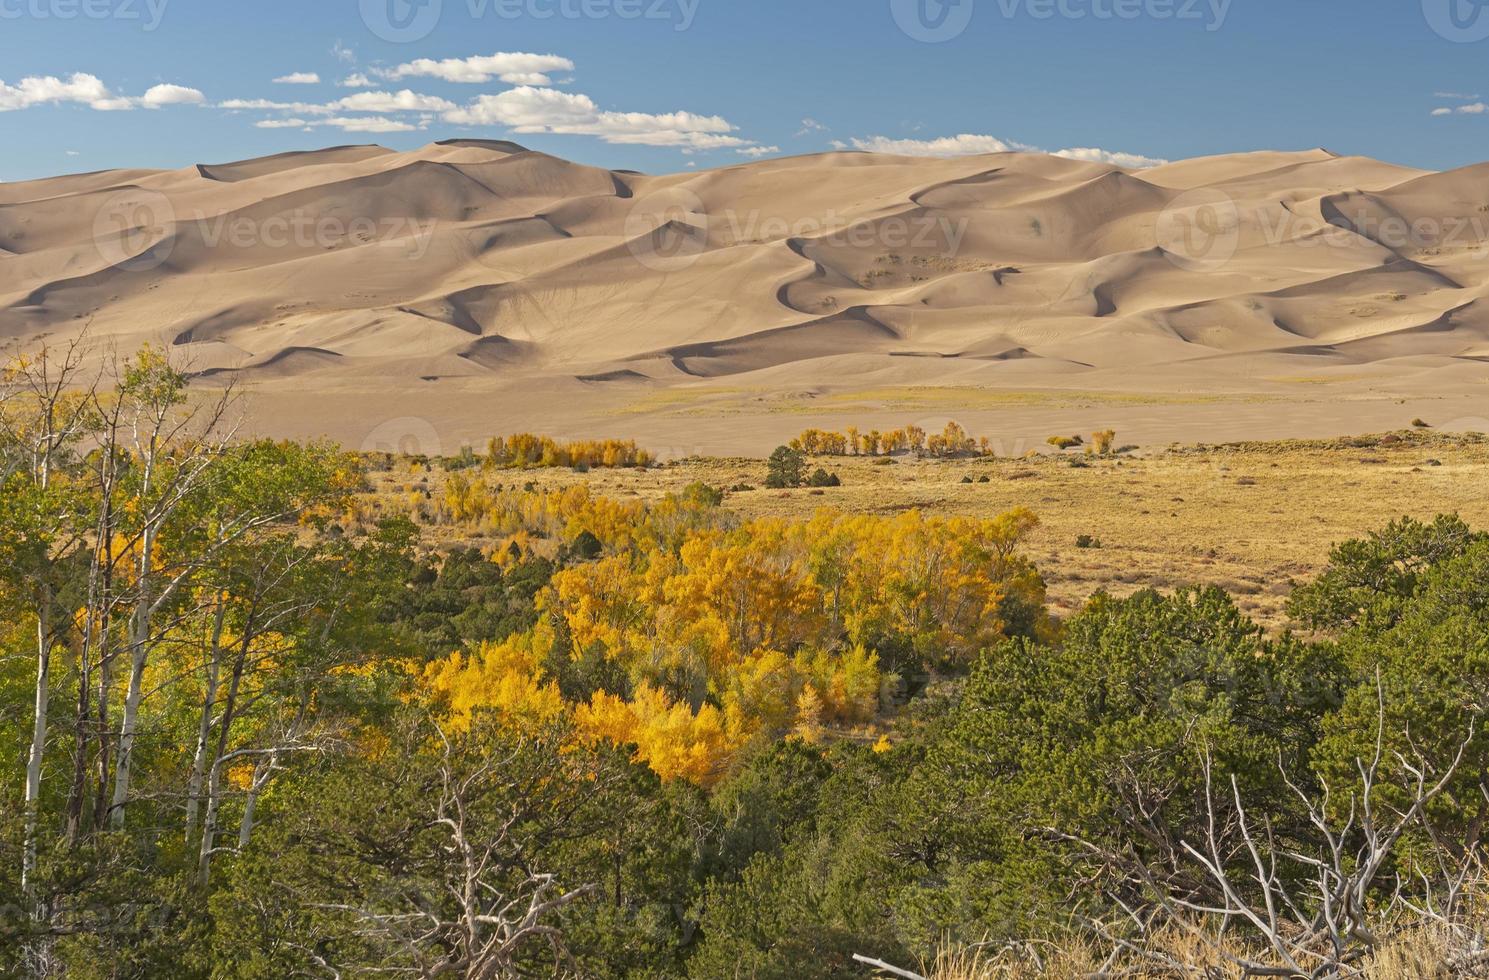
(765, 445), (806, 489)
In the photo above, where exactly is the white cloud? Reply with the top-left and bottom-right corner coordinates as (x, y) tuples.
(0, 73), (119, 111)
(336, 90), (454, 113)
(220, 97), (331, 115)
(225, 90), (453, 121)
(331, 40), (356, 64)
(1431, 107), (1454, 116)
(1435, 91), (1480, 100)
(442, 85), (747, 149)
(1054, 146), (1167, 168)
(836, 133), (1029, 156)
(738, 145), (781, 157)
(380, 52), (574, 86)
(273, 72), (321, 85)
(220, 51), (765, 154)
(141, 83), (205, 107)
(320, 116), (419, 133)
(65, 149), (80, 156)
(255, 115), (419, 133)
(0, 74), (203, 112)
(834, 132), (1166, 167)
(796, 117), (826, 137)
(1437, 102), (1488, 115)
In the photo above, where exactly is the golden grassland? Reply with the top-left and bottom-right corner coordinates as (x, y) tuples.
(364, 430), (1489, 631)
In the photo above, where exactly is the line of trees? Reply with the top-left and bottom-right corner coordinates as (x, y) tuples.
(484, 433), (653, 470)
(791, 421), (987, 458)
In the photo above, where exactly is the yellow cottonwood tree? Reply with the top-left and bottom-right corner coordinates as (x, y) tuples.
(421, 628), (566, 731)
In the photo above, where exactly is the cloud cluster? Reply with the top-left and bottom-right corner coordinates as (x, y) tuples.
(221, 49), (760, 151)
(378, 52), (575, 86)
(1432, 102), (1487, 116)
(0, 73), (203, 112)
(835, 134), (1028, 156)
(1054, 146), (1169, 168)
(8, 54), (1160, 168)
(833, 132), (1167, 167)
(442, 86), (744, 149)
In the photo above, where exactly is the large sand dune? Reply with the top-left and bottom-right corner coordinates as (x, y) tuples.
(3, 140), (1487, 454)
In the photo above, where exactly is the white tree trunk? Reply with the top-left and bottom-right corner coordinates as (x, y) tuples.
(237, 755), (273, 851)
(197, 757), (223, 888)
(184, 602), (227, 843)
(22, 603), (51, 899)
(109, 602), (150, 831)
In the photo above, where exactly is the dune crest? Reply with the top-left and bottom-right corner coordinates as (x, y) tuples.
(2, 142), (1486, 449)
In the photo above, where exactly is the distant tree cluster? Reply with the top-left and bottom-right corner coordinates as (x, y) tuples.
(765, 446), (841, 489)
(791, 420), (989, 458)
(485, 432), (654, 470)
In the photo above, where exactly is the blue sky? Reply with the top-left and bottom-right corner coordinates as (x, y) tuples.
(1, 0), (1486, 181)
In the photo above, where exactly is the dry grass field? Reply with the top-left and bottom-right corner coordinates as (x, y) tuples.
(368, 429), (1489, 631)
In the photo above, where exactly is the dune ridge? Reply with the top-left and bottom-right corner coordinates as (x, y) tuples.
(2, 141), (1487, 449)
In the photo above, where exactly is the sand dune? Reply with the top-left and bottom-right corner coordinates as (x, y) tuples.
(2, 141), (1487, 452)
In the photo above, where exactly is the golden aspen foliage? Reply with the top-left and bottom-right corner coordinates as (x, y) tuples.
(790, 420), (989, 458)
(412, 487), (1043, 784)
(420, 629), (567, 732)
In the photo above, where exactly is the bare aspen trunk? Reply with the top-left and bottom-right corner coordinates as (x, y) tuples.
(64, 631), (92, 844)
(184, 602), (227, 843)
(22, 602), (51, 899)
(237, 754), (274, 851)
(109, 601), (150, 831)
(69, 458), (116, 841)
(92, 638), (113, 833)
(197, 758), (222, 889)
(198, 613), (253, 888)
(109, 512), (155, 831)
